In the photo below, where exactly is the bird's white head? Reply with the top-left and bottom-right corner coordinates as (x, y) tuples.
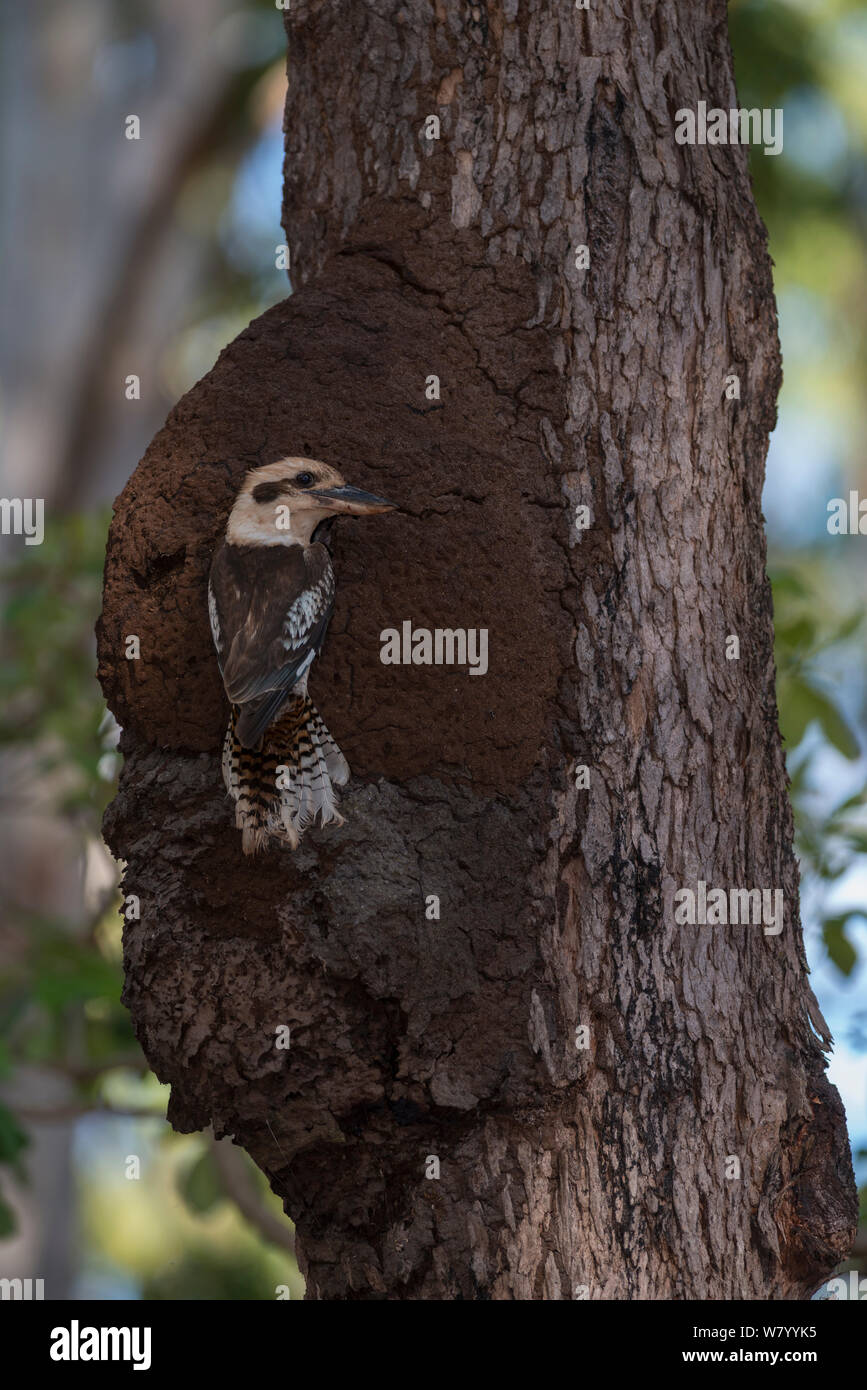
(226, 457), (397, 547)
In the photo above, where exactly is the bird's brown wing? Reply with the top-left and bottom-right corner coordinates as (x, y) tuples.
(209, 540), (335, 747)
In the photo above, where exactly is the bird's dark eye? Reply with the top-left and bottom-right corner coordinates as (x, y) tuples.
(295, 471), (314, 487)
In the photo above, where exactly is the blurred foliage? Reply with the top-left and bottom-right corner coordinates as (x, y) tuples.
(0, 512), (131, 1236)
(142, 1251), (287, 1301)
(729, 0), (867, 998)
(0, 1103), (28, 1237)
(0, 0), (300, 1295)
(772, 554), (867, 977)
(731, 0), (867, 445)
(77, 1123), (301, 1300)
(155, 0), (290, 400)
(0, 512), (114, 815)
(0, 506), (297, 1286)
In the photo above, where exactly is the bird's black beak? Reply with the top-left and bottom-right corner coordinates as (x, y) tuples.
(310, 484), (397, 515)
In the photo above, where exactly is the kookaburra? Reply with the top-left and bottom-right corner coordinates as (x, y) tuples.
(208, 457), (396, 854)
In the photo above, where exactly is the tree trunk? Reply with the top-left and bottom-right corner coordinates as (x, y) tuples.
(97, 0), (857, 1299)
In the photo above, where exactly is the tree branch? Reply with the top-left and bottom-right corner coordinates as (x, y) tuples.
(209, 1135), (295, 1254)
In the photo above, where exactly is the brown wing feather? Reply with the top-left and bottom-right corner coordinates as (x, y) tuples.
(209, 541), (335, 747)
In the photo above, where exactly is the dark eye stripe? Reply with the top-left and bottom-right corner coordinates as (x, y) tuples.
(252, 481), (286, 504)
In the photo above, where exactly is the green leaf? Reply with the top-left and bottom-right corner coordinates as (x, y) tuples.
(814, 692), (860, 761)
(821, 915), (858, 977)
(779, 677), (860, 758)
(179, 1151), (224, 1215)
(0, 1188), (17, 1239)
(829, 610), (864, 646)
(775, 613), (816, 650)
(832, 787), (866, 816)
(0, 1102), (29, 1178)
(770, 568), (809, 600)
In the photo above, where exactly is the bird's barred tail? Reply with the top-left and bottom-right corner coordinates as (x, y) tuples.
(222, 696), (350, 854)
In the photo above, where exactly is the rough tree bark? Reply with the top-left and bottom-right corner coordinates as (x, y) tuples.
(97, 0), (857, 1299)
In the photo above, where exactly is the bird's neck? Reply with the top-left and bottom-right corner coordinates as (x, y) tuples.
(225, 495), (323, 548)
